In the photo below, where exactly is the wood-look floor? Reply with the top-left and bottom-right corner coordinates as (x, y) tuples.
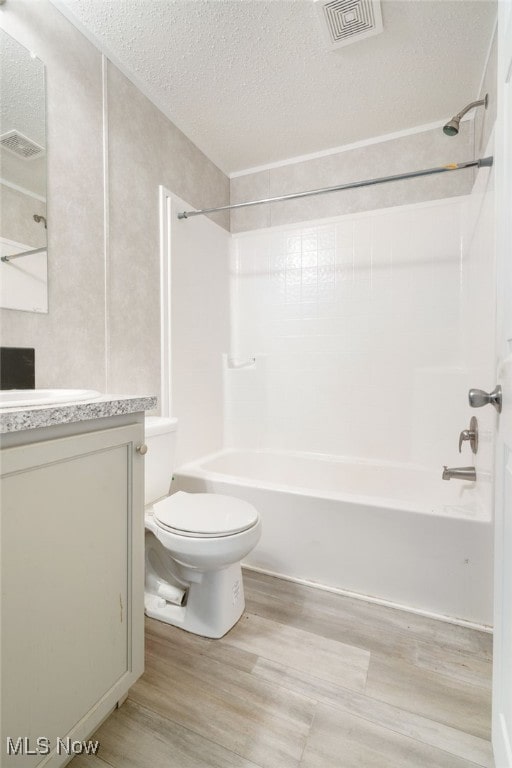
(73, 570), (494, 768)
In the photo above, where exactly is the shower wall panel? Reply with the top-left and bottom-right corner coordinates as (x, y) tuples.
(227, 196), (477, 469)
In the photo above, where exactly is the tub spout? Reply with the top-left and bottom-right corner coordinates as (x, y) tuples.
(442, 466), (476, 481)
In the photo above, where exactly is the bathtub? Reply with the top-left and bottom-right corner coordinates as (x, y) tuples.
(173, 450), (493, 628)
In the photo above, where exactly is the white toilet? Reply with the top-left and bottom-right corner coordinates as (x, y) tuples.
(143, 416), (261, 638)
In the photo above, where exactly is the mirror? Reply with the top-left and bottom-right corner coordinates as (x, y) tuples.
(0, 29), (47, 313)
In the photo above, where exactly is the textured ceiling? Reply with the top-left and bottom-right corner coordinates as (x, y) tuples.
(0, 29), (46, 195)
(0, 29), (46, 146)
(57, 0), (496, 174)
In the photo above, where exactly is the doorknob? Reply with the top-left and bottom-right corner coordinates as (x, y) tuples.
(468, 385), (502, 413)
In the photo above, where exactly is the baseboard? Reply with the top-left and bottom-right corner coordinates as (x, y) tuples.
(242, 563), (493, 634)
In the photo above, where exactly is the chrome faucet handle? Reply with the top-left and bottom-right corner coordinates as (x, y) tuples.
(468, 385), (502, 413)
(459, 430), (470, 452)
(458, 417), (478, 454)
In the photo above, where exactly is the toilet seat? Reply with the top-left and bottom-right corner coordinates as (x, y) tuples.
(153, 491), (259, 538)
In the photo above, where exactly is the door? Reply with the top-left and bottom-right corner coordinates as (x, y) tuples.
(492, 2), (512, 766)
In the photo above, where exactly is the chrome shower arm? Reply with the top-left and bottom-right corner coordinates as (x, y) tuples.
(454, 94), (488, 121)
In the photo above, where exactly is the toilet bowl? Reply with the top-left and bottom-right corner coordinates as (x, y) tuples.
(143, 417), (261, 638)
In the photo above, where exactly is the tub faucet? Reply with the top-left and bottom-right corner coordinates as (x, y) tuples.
(442, 466), (476, 481)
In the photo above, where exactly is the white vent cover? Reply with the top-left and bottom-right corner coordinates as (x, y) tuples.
(0, 130), (45, 160)
(316, 0), (383, 50)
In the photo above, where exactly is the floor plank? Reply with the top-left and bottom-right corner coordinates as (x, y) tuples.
(300, 702), (490, 768)
(71, 570), (494, 768)
(74, 699), (265, 768)
(365, 652), (492, 740)
(220, 612), (370, 692)
(71, 758), (112, 768)
(244, 570), (492, 663)
(130, 627), (316, 768)
(414, 639), (493, 691)
(250, 657), (494, 767)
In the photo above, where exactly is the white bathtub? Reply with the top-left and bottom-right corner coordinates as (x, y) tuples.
(173, 450), (493, 628)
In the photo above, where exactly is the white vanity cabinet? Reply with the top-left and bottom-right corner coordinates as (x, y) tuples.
(0, 415), (146, 767)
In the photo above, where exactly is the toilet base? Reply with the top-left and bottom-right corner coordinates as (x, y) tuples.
(145, 554), (246, 638)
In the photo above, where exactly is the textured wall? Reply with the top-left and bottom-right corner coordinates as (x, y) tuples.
(475, 24), (497, 158)
(0, 0), (229, 400)
(230, 124), (475, 233)
(0, 0), (106, 391)
(106, 64), (229, 400)
(0, 186), (46, 247)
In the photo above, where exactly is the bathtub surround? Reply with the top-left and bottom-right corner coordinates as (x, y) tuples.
(218, 176), (495, 625)
(168, 195), (230, 465)
(0, 0), (229, 398)
(227, 196), (481, 467)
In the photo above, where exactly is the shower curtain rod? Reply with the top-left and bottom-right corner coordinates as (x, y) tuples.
(1, 246), (46, 263)
(177, 156), (493, 220)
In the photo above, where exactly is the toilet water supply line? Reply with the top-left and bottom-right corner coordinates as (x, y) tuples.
(177, 157), (493, 220)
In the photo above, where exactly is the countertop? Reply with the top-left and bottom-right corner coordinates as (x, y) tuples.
(0, 394), (157, 434)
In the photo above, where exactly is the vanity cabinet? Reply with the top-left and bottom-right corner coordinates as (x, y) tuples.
(1, 419), (145, 767)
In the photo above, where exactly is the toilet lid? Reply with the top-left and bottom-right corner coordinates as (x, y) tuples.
(153, 492), (259, 538)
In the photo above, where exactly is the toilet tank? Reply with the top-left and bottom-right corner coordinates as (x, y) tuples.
(144, 416), (178, 505)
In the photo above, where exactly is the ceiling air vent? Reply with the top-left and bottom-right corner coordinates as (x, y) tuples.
(316, 0), (383, 50)
(0, 130), (45, 161)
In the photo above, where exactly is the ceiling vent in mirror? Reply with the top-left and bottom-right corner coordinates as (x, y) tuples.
(316, 0), (383, 49)
(0, 130), (45, 160)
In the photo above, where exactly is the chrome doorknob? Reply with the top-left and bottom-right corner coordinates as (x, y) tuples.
(468, 385), (502, 413)
(136, 444), (148, 455)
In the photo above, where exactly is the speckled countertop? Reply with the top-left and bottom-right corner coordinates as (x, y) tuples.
(0, 394), (157, 434)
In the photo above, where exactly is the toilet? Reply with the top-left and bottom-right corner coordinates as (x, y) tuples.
(143, 416), (261, 638)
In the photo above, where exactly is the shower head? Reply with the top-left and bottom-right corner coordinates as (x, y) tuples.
(443, 94), (488, 137)
(443, 118), (461, 137)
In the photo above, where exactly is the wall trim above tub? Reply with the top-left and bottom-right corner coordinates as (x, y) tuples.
(228, 119), (477, 179)
(242, 565), (493, 634)
(229, 192), (470, 240)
